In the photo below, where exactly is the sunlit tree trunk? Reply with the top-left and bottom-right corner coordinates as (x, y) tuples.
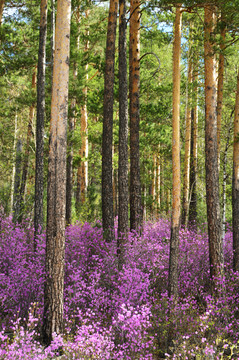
(102, 0), (118, 241)
(204, 5), (223, 283)
(217, 14), (226, 169)
(0, 0), (5, 25)
(34, 0), (48, 240)
(129, 0), (142, 232)
(118, 0), (129, 254)
(42, 0), (71, 345)
(232, 68), (239, 272)
(168, 5), (182, 299)
(182, 40), (192, 227)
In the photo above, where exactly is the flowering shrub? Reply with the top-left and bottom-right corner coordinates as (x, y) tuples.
(0, 215), (238, 359)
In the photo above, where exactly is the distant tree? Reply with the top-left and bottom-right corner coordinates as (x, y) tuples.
(204, 5), (223, 283)
(12, 139), (22, 223)
(182, 30), (192, 228)
(217, 12), (226, 170)
(129, 0), (142, 232)
(189, 50), (198, 227)
(34, 0), (48, 239)
(118, 0), (128, 267)
(42, 0), (71, 345)
(18, 69), (36, 223)
(66, 11), (80, 225)
(168, 4), (182, 299)
(102, 0), (118, 241)
(232, 67), (239, 272)
(76, 11), (89, 212)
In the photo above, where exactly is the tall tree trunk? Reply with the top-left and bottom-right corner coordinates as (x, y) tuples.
(129, 0), (142, 232)
(34, 0), (48, 240)
(182, 41), (192, 227)
(232, 68), (239, 272)
(19, 69), (37, 223)
(0, 0), (5, 25)
(12, 139), (22, 223)
(102, 0), (118, 241)
(204, 5), (223, 283)
(168, 5), (182, 299)
(118, 0), (128, 267)
(217, 14), (226, 169)
(42, 0), (71, 345)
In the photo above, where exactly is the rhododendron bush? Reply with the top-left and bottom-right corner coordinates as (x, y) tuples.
(0, 215), (238, 359)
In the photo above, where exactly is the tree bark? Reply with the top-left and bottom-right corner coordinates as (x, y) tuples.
(34, 0), (48, 240)
(0, 0), (5, 25)
(102, 0), (118, 241)
(168, 5), (182, 299)
(204, 5), (223, 283)
(42, 0), (71, 345)
(232, 68), (239, 272)
(129, 0), (142, 232)
(118, 0), (128, 267)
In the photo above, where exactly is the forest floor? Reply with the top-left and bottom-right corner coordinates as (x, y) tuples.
(0, 215), (238, 359)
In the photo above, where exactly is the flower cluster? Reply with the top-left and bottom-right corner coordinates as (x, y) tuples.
(0, 215), (238, 359)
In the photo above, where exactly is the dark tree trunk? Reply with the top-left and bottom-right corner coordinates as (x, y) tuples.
(102, 0), (118, 241)
(117, 0), (129, 268)
(232, 69), (239, 272)
(12, 139), (22, 223)
(168, 4), (182, 299)
(204, 6), (223, 283)
(42, 0), (71, 345)
(129, 0), (142, 233)
(34, 0), (48, 240)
